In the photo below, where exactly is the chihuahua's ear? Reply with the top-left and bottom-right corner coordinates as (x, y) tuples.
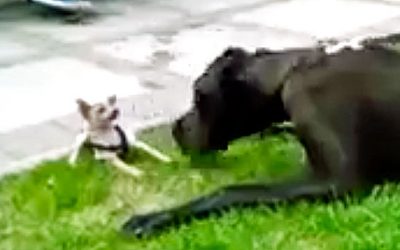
(107, 95), (117, 105)
(76, 99), (91, 119)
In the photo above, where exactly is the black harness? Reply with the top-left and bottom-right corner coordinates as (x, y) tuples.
(85, 125), (129, 159)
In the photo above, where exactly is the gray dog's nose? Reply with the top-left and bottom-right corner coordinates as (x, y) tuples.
(172, 119), (182, 139)
(172, 118), (187, 151)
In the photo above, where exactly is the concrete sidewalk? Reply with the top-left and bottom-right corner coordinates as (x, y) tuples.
(1, 0), (400, 175)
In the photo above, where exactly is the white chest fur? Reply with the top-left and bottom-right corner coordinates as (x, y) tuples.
(88, 127), (121, 146)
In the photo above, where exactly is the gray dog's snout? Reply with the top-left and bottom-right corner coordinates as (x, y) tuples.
(176, 118), (183, 130)
(172, 119), (182, 140)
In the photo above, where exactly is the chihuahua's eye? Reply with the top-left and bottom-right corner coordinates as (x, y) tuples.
(98, 106), (106, 114)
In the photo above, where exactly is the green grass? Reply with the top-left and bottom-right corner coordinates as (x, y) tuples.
(1, 125), (400, 250)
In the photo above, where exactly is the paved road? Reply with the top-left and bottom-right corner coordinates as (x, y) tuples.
(0, 0), (400, 174)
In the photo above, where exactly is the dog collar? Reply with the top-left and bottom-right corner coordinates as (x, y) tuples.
(85, 125), (129, 158)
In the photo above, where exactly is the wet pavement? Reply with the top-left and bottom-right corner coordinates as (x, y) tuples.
(0, 0), (400, 174)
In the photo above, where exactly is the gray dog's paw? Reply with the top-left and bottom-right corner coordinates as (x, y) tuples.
(121, 211), (173, 238)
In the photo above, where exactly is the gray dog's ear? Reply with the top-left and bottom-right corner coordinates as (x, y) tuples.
(76, 99), (91, 119)
(292, 48), (326, 72)
(108, 95), (117, 105)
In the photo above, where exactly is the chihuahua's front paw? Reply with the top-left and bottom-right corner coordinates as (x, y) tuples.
(160, 155), (172, 163)
(68, 157), (77, 167)
(129, 168), (144, 177)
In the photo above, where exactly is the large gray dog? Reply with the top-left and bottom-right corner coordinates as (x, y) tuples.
(123, 39), (400, 237)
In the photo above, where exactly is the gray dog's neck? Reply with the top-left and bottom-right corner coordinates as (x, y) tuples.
(252, 47), (327, 98)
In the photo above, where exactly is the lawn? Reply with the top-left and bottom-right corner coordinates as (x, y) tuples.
(1, 124), (400, 250)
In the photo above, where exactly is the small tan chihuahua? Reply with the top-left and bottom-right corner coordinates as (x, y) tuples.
(68, 95), (171, 177)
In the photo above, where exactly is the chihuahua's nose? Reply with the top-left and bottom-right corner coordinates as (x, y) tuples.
(110, 109), (120, 120)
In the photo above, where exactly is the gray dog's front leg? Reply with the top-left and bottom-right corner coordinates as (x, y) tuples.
(122, 180), (340, 238)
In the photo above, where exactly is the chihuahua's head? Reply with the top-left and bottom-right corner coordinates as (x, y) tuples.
(76, 95), (120, 129)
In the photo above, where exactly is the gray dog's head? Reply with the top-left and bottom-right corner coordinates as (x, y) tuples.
(172, 47), (313, 153)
